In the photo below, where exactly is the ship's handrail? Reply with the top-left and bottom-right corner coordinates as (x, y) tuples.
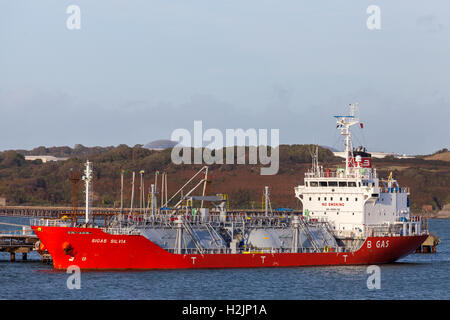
(164, 246), (347, 255)
(180, 216), (205, 253)
(395, 215), (421, 223)
(205, 223), (225, 247)
(30, 218), (71, 227)
(379, 187), (410, 194)
(305, 171), (373, 180)
(363, 221), (426, 237)
(296, 217), (320, 251)
(102, 227), (141, 235)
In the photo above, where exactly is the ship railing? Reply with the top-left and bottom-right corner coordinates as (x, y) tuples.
(363, 221), (425, 237)
(395, 215), (421, 223)
(128, 212), (308, 228)
(291, 246), (347, 253)
(164, 246), (346, 255)
(380, 187), (410, 193)
(30, 218), (71, 227)
(102, 227), (141, 235)
(165, 248), (230, 254)
(304, 171), (373, 180)
(363, 224), (401, 237)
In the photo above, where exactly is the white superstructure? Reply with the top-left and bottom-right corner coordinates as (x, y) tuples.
(295, 104), (416, 238)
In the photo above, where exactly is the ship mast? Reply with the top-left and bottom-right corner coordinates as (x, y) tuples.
(82, 160), (93, 225)
(334, 103), (360, 176)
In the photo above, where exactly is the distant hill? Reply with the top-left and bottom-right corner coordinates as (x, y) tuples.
(15, 144), (116, 158)
(424, 149), (450, 162)
(320, 145), (340, 152)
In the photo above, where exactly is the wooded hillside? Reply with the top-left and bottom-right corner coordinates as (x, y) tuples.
(0, 144), (448, 213)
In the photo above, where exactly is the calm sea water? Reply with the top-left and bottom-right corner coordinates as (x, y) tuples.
(0, 217), (448, 300)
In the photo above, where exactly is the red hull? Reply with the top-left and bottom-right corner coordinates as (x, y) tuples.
(32, 226), (427, 270)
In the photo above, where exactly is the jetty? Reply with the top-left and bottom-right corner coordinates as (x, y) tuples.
(415, 233), (440, 253)
(0, 222), (50, 262)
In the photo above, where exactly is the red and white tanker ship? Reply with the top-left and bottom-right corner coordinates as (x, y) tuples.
(31, 104), (428, 270)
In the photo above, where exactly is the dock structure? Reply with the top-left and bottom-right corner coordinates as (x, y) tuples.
(416, 233), (440, 253)
(0, 231), (38, 262)
(0, 221), (51, 262)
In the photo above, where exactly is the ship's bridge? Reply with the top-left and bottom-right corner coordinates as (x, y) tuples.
(293, 104), (416, 238)
(295, 168), (411, 238)
(295, 166), (383, 236)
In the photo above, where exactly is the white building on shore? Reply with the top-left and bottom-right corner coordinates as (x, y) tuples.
(24, 155), (69, 163)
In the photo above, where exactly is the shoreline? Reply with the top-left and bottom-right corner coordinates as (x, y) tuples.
(418, 211), (450, 219)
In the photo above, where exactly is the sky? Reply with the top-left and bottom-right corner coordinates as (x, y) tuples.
(0, 0), (449, 155)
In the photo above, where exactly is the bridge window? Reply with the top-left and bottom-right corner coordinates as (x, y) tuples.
(310, 181), (318, 187)
(339, 181), (347, 187)
(319, 181), (327, 187)
(348, 181), (357, 187)
(328, 181), (338, 187)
